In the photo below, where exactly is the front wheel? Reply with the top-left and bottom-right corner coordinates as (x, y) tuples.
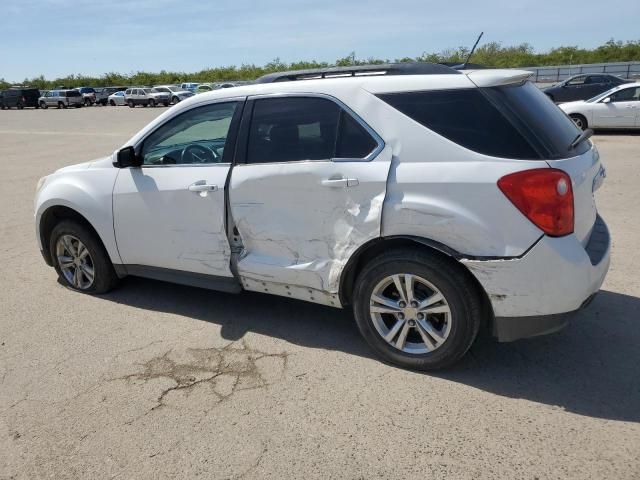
(353, 249), (483, 370)
(50, 220), (119, 294)
(128, 100), (135, 108)
(40, 101), (48, 109)
(110, 100), (116, 106)
(172, 96), (179, 104)
(148, 98), (156, 107)
(570, 114), (588, 131)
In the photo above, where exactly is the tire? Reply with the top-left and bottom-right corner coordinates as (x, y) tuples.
(148, 98), (156, 107)
(172, 96), (179, 104)
(570, 114), (588, 131)
(57, 102), (63, 109)
(128, 100), (135, 108)
(109, 100), (116, 106)
(84, 98), (91, 107)
(163, 101), (169, 107)
(40, 101), (47, 109)
(49, 220), (119, 294)
(352, 249), (484, 371)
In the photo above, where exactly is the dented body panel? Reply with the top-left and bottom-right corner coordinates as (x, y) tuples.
(230, 149), (393, 302)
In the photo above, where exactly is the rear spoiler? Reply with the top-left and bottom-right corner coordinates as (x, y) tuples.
(464, 69), (534, 88)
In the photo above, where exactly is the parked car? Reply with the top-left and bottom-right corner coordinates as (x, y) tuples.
(108, 91), (126, 106)
(180, 82), (200, 93)
(124, 88), (170, 107)
(153, 85), (194, 104)
(542, 74), (630, 103)
(95, 87), (128, 106)
(560, 82), (640, 130)
(38, 89), (83, 109)
(34, 63), (610, 371)
(196, 83), (213, 93)
(0, 87), (41, 109)
(75, 87), (97, 106)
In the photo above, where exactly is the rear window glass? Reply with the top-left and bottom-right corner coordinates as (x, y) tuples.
(378, 82), (588, 160)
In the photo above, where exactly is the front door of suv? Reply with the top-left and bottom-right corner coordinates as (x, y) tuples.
(113, 100), (243, 278)
(228, 95), (391, 294)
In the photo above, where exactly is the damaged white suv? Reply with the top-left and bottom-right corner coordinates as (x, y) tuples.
(35, 63), (610, 370)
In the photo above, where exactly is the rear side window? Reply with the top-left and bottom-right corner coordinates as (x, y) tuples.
(336, 110), (379, 158)
(378, 82), (587, 160)
(378, 89), (539, 159)
(247, 97), (379, 164)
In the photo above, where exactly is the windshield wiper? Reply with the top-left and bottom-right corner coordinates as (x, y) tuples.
(569, 128), (593, 151)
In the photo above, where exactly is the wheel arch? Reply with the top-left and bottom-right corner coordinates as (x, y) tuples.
(338, 235), (494, 329)
(39, 205), (106, 266)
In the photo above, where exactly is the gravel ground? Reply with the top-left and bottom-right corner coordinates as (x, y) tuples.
(1, 106), (638, 479)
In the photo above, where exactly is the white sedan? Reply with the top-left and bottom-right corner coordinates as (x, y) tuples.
(560, 82), (640, 130)
(108, 91), (126, 106)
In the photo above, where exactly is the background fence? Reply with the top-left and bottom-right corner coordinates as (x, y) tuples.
(522, 61), (640, 83)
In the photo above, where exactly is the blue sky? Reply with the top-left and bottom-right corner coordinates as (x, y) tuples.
(1, 0), (639, 81)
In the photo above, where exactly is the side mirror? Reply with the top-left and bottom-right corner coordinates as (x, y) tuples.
(602, 97), (611, 104)
(114, 146), (142, 168)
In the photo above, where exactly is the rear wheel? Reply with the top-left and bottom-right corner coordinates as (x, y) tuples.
(570, 114), (588, 131)
(353, 249), (483, 370)
(50, 221), (118, 294)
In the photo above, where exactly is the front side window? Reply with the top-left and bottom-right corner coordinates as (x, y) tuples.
(247, 96), (378, 164)
(610, 86), (640, 102)
(141, 102), (238, 165)
(566, 76), (586, 86)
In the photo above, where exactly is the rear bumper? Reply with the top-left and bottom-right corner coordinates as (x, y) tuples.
(463, 215), (610, 341)
(492, 292), (597, 342)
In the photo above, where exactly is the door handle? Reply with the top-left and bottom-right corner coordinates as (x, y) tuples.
(321, 178), (359, 188)
(188, 182), (218, 192)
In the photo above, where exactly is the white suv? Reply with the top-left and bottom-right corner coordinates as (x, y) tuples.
(34, 63), (610, 370)
(124, 87), (170, 107)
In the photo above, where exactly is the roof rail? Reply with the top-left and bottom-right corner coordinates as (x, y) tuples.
(255, 62), (461, 84)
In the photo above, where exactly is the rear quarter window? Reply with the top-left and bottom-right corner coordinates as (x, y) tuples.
(378, 82), (588, 160)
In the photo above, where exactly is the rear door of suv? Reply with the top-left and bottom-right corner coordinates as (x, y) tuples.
(228, 94), (391, 294)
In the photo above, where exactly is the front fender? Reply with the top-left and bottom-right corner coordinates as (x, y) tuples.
(35, 168), (121, 264)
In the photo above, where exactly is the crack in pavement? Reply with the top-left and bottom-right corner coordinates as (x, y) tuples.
(114, 341), (289, 421)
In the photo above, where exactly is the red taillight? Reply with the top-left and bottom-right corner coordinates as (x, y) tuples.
(497, 168), (574, 237)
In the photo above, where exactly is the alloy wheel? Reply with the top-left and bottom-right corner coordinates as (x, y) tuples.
(56, 234), (95, 290)
(369, 274), (452, 354)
